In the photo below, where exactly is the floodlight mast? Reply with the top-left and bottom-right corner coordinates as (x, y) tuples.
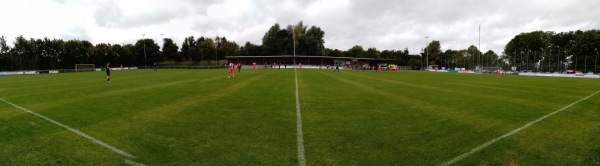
(215, 38), (217, 65)
(142, 34), (146, 68)
(293, 25), (296, 67)
(594, 48), (598, 74)
(425, 36), (429, 70)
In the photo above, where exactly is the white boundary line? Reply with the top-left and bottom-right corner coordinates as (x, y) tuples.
(294, 67), (306, 166)
(440, 90), (600, 166)
(0, 98), (145, 165)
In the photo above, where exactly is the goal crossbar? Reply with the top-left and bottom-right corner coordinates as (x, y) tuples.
(75, 64), (96, 72)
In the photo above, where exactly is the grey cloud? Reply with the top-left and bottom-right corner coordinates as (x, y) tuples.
(94, 0), (218, 29)
(59, 26), (91, 41)
(87, 0), (600, 55)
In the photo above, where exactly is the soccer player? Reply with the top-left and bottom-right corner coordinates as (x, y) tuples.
(237, 63), (241, 72)
(228, 62), (235, 78)
(497, 68), (501, 78)
(106, 62), (111, 82)
(334, 65), (340, 73)
(154, 62), (157, 71)
(299, 62), (302, 69)
(252, 62), (256, 71)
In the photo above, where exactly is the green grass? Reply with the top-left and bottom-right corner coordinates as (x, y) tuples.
(1, 69), (599, 165)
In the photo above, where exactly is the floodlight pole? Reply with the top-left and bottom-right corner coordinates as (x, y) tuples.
(142, 34), (146, 69)
(519, 50), (523, 72)
(548, 46), (552, 72)
(294, 26), (296, 67)
(425, 36), (429, 70)
(594, 48), (598, 74)
(160, 34), (164, 64)
(557, 46), (560, 73)
(215, 35), (219, 65)
(533, 50), (536, 72)
(541, 48), (544, 72)
(565, 50), (569, 71)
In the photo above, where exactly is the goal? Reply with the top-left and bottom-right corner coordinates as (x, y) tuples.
(75, 64), (96, 72)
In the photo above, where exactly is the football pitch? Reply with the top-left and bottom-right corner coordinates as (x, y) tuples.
(1, 68), (600, 165)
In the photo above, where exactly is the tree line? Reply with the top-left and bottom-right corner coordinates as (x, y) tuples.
(1, 21), (598, 72)
(503, 30), (600, 73)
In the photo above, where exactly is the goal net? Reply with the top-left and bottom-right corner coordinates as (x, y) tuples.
(75, 64), (96, 72)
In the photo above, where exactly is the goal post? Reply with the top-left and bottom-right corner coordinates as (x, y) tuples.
(75, 64), (96, 72)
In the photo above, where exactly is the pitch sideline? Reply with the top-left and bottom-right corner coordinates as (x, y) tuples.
(0, 98), (145, 166)
(440, 90), (600, 165)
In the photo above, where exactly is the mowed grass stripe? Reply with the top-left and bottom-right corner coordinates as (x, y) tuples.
(1, 69), (296, 165)
(7, 70), (230, 135)
(345, 71), (588, 132)
(0, 105), (132, 165)
(299, 70), (470, 165)
(299, 69), (599, 165)
(7, 70), (221, 113)
(336, 71), (539, 130)
(441, 90), (600, 165)
(75, 69), (278, 164)
(351, 71), (596, 125)
(2, 68), (599, 165)
(344, 71), (559, 111)
(0, 98), (137, 159)
(3, 70), (197, 100)
(55, 69), (294, 164)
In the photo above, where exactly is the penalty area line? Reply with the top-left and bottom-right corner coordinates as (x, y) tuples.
(0, 98), (145, 165)
(440, 90), (600, 166)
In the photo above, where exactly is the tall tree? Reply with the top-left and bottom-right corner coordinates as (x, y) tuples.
(305, 26), (325, 56)
(347, 45), (365, 58)
(163, 38), (180, 62)
(219, 37), (239, 61)
(119, 44), (135, 66)
(135, 38), (160, 67)
(181, 36), (197, 62)
(424, 40), (442, 66)
(262, 24), (282, 55)
(12, 36), (32, 70)
(0, 36), (10, 70)
(239, 42), (261, 56)
(366, 47), (381, 59)
(289, 21), (307, 55)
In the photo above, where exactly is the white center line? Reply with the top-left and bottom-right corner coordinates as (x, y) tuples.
(440, 90), (600, 166)
(294, 67), (306, 166)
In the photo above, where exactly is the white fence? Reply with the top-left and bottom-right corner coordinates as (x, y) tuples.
(518, 72), (600, 78)
(0, 67), (139, 76)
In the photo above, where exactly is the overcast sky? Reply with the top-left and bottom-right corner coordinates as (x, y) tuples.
(1, 0), (599, 55)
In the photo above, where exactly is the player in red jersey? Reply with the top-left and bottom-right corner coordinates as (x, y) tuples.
(497, 68), (501, 78)
(252, 62), (257, 71)
(228, 62), (235, 78)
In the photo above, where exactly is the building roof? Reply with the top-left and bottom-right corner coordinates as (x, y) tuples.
(225, 55), (391, 61)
